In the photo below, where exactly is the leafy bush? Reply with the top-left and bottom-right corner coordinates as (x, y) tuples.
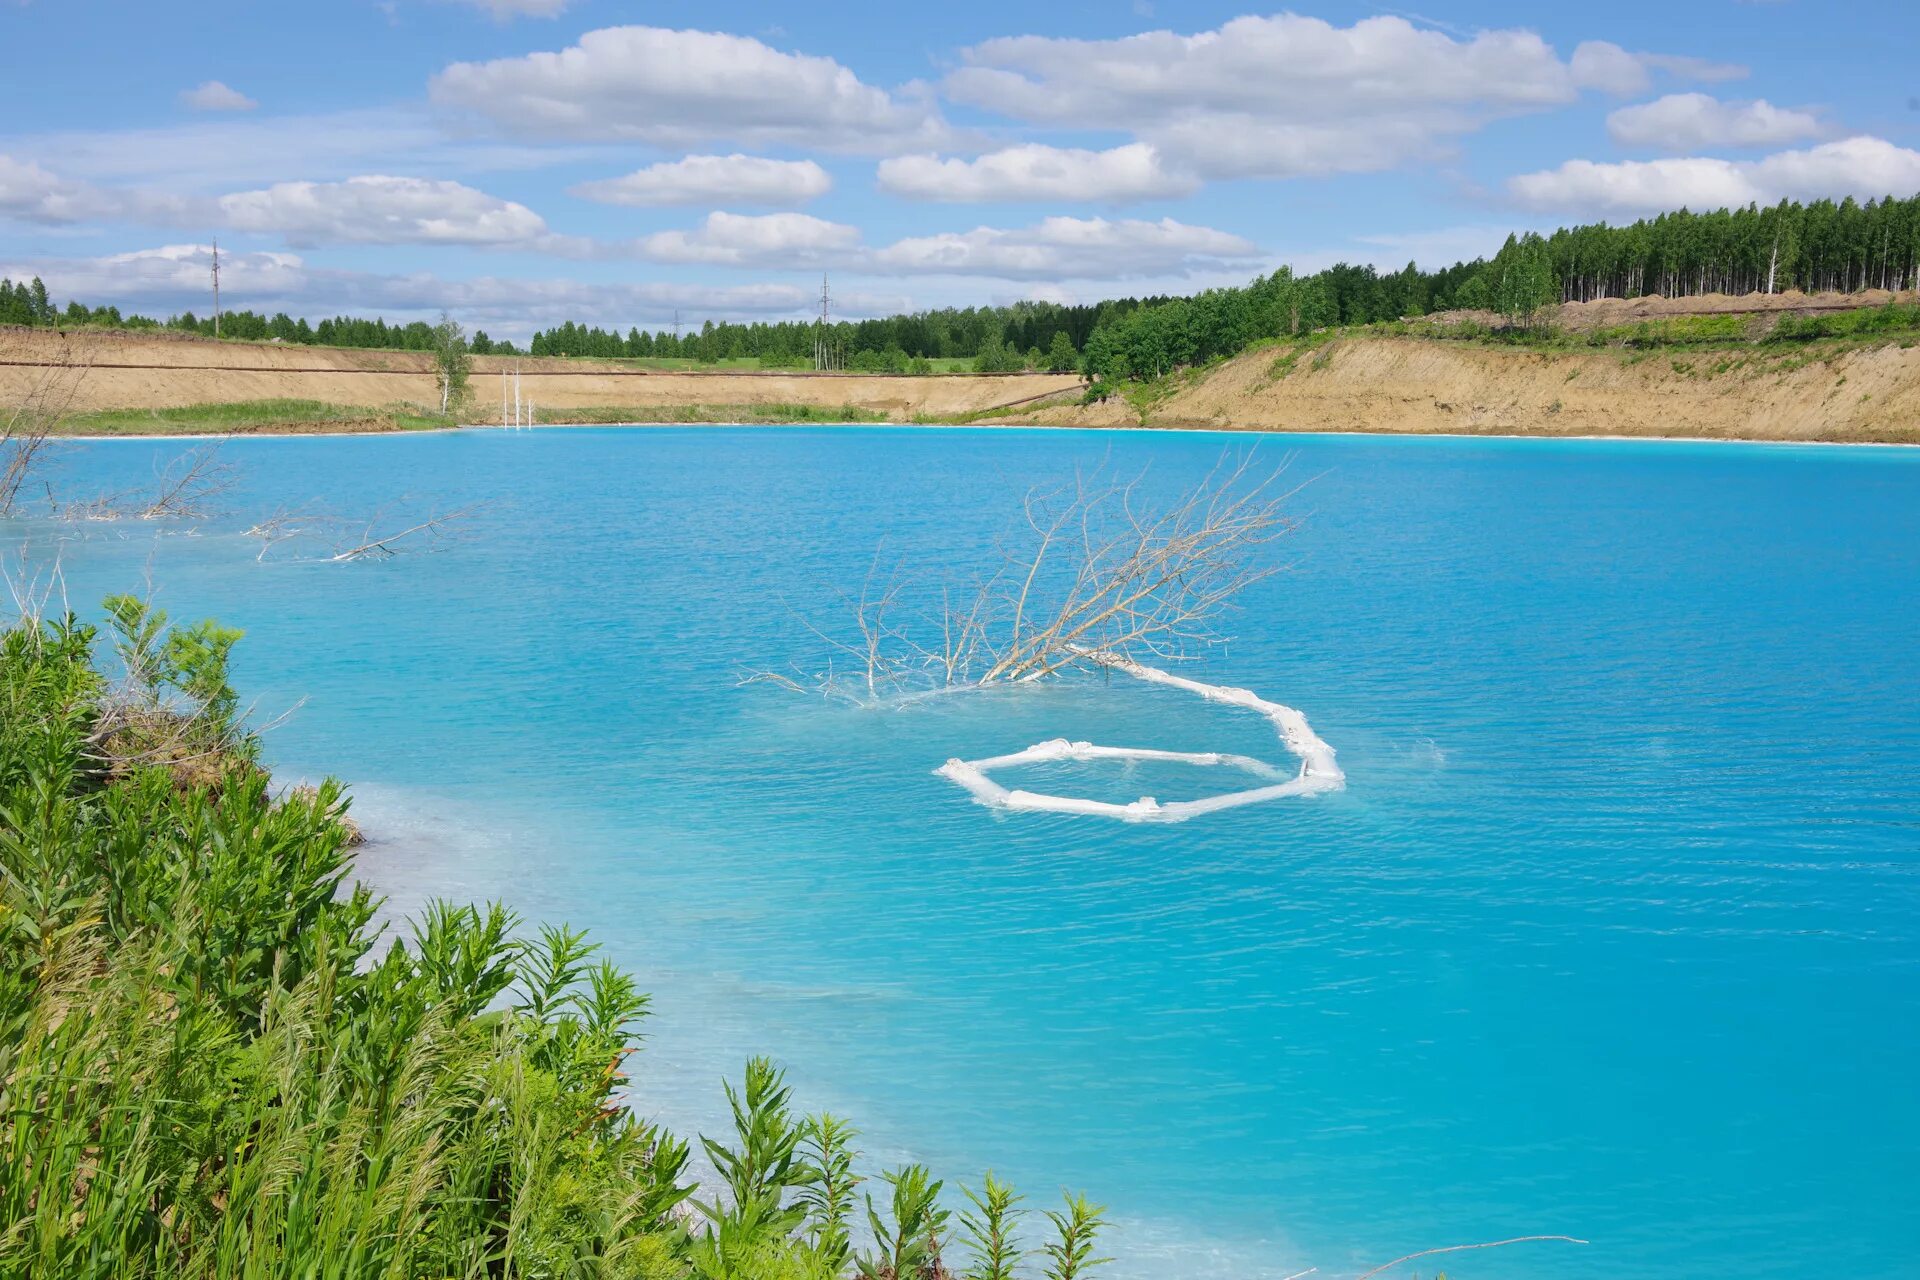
(0, 602), (1107, 1280)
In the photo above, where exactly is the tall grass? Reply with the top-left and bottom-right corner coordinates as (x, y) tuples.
(59, 400), (455, 436)
(0, 600), (1104, 1279)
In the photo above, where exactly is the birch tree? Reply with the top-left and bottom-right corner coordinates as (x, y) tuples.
(431, 312), (472, 416)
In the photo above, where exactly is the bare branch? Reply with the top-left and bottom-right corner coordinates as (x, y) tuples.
(61, 443), (238, 522)
(327, 503), (485, 561)
(138, 443), (236, 518)
(1, 332), (89, 516)
(245, 499), (487, 563)
(1352, 1235), (1588, 1280)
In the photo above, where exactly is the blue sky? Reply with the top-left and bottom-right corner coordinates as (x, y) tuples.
(3, 0), (1917, 338)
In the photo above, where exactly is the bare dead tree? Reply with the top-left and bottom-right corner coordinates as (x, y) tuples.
(1, 333), (89, 516)
(753, 452), (1306, 700)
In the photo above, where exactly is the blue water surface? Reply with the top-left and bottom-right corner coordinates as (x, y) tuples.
(21, 426), (1920, 1280)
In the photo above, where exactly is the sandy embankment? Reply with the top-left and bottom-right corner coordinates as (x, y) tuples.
(1006, 335), (1920, 444)
(0, 326), (1083, 421)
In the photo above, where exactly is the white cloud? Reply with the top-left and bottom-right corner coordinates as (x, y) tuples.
(877, 143), (1195, 203)
(872, 215), (1259, 280)
(0, 155), (101, 223)
(441, 0), (571, 19)
(1508, 136), (1920, 214)
(1607, 93), (1822, 151)
(944, 17), (1741, 183)
(3, 109), (602, 192)
(2, 242), (901, 338)
(0, 154), (204, 226)
(218, 176), (549, 247)
(1568, 43), (1747, 96)
(1353, 224), (1534, 270)
(13, 243), (309, 301)
(572, 155), (831, 207)
(634, 211), (860, 266)
(429, 25), (949, 153)
(180, 81), (257, 112)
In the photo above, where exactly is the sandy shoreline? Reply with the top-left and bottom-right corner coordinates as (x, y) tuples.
(54, 420), (1920, 450)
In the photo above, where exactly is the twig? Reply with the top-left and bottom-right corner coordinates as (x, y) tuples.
(1353, 1234), (1588, 1280)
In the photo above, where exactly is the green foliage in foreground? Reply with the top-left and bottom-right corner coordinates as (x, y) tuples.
(0, 602), (1104, 1279)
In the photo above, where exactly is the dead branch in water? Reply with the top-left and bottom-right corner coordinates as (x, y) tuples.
(1352, 1234), (1588, 1280)
(976, 452), (1302, 683)
(246, 500), (486, 562)
(327, 502), (484, 561)
(1, 334), (89, 516)
(138, 443), (236, 518)
(757, 450), (1306, 698)
(61, 443), (237, 522)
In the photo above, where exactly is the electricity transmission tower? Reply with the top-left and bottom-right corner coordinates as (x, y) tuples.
(210, 238), (221, 339)
(813, 273), (839, 371)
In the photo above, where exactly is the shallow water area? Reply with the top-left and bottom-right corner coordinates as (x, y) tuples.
(21, 424), (1920, 1280)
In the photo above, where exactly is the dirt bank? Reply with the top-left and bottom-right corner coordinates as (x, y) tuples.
(1002, 334), (1920, 444)
(0, 327), (1082, 420)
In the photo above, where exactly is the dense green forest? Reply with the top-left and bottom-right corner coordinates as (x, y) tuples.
(4, 194), (1916, 377)
(0, 597), (1110, 1279)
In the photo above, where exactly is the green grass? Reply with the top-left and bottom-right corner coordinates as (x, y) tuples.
(55, 399), (899, 435)
(1403, 300), (1920, 357)
(532, 402), (890, 425)
(59, 399), (454, 435)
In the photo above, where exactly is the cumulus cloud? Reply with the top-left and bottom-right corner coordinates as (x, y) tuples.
(877, 143), (1195, 202)
(180, 81), (257, 112)
(0, 154), (203, 226)
(429, 25), (948, 153)
(440, 0), (571, 19)
(0, 242), (895, 337)
(1568, 43), (1746, 96)
(9, 243), (309, 301)
(0, 155), (103, 223)
(571, 155), (831, 207)
(871, 216), (1259, 280)
(217, 175), (549, 246)
(944, 17), (1741, 183)
(633, 211), (860, 266)
(1606, 93), (1822, 151)
(1509, 136), (1920, 214)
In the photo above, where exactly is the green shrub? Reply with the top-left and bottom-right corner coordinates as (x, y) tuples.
(0, 601), (1104, 1280)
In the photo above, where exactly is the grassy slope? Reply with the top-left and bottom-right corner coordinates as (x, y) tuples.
(1029, 303), (1920, 443)
(61, 399), (455, 435)
(54, 399), (895, 435)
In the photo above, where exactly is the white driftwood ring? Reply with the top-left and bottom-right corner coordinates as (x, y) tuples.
(936, 653), (1345, 823)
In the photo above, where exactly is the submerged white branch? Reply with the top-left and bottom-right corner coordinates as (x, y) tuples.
(936, 650), (1343, 824)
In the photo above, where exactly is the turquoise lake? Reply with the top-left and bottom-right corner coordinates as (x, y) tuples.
(22, 426), (1920, 1280)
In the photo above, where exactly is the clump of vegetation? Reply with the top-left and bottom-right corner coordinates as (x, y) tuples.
(0, 597), (1107, 1279)
(533, 403), (890, 426)
(59, 399), (456, 436)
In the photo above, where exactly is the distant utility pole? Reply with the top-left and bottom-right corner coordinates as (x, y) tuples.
(673, 309), (681, 341)
(210, 237), (222, 339)
(814, 272), (835, 371)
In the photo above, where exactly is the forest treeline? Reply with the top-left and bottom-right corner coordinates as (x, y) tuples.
(4, 193), (1917, 377)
